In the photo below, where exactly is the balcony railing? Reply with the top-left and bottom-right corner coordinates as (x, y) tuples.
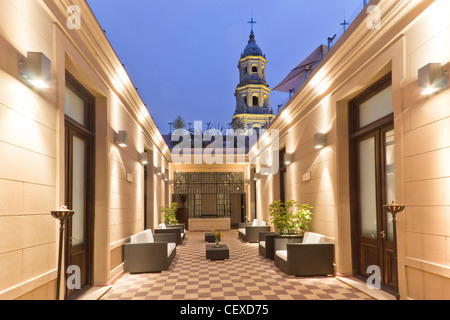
(235, 106), (272, 115)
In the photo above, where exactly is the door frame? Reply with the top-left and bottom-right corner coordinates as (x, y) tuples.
(64, 72), (95, 300)
(348, 73), (398, 295)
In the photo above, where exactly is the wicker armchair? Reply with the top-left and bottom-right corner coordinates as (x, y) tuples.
(258, 232), (277, 259)
(124, 230), (177, 274)
(274, 232), (335, 276)
(155, 223), (185, 245)
(238, 220), (270, 243)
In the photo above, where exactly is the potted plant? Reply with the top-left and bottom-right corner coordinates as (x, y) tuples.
(213, 230), (224, 247)
(269, 200), (313, 235)
(161, 202), (179, 226)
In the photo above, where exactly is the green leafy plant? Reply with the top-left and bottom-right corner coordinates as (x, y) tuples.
(161, 202), (179, 225)
(214, 230), (224, 247)
(269, 200), (313, 235)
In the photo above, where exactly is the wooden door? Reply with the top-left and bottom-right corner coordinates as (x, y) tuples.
(65, 126), (93, 298)
(64, 73), (95, 299)
(352, 126), (396, 291)
(349, 74), (397, 294)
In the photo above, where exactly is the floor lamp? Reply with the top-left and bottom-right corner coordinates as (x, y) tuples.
(384, 201), (405, 300)
(51, 206), (75, 300)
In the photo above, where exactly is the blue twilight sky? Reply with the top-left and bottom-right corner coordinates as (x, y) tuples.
(87, 0), (364, 134)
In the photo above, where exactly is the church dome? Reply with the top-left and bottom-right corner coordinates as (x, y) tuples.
(242, 33), (264, 58)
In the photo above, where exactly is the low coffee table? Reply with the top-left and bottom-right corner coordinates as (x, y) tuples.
(205, 233), (218, 243)
(206, 244), (229, 260)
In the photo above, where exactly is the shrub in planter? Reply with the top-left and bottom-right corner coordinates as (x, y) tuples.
(269, 200), (313, 235)
(161, 202), (179, 226)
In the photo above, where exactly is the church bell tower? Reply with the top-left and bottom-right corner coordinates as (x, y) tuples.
(232, 18), (274, 133)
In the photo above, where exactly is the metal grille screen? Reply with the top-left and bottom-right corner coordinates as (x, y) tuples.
(174, 172), (244, 218)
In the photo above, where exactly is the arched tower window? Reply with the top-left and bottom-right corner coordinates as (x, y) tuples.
(244, 66), (248, 74)
(252, 66), (258, 73)
(243, 95), (248, 106)
(264, 95), (269, 107)
(252, 96), (259, 106)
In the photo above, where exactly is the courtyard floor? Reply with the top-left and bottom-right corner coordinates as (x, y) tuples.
(99, 230), (375, 301)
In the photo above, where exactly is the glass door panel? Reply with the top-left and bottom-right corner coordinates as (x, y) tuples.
(359, 137), (377, 239)
(71, 136), (86, 246)
(384, 129), (395, 241)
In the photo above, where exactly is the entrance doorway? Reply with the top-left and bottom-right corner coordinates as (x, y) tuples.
(64, 73), (95, 299)
(349, 74), (398, 294)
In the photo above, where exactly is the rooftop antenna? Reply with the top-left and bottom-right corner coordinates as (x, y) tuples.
(328, 34), (337, 50)
(277, 104), (283, 114)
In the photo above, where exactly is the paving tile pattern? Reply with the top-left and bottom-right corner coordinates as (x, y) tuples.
(101, 230), (372, 300)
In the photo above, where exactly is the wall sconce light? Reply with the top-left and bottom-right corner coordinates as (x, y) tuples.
(163, 173), (169, 181)
(114, 130), (128, 147)
(245, 179), (250, 185)
(169, 179), (174, 185)
(20, 52), (51, 89)
(418, 63), (448, 95)
(155, 166), (162, 175)
(139, 152), (148, 165)
(314, 133), (327, 149)
(260, 167), (272, 176)
(284, 153), (294, 165)
(253, 173), (260, 181)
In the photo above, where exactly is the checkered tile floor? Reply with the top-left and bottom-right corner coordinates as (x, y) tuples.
(101, 230), (372, 300)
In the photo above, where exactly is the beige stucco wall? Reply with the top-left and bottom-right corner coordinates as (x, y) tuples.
(253, 0), (449, 299)
(0, 0), (170, 299)
(0, 0), (59, 300)
(400, 0), (450, 299)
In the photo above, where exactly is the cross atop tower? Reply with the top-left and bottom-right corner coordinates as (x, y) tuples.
(340, 13), (350, 32)
(248, 17), (257, 34)
(340, 19), (349, 31)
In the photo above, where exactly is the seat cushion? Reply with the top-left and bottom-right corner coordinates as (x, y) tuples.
(159, 223), (167, 229)
(167, 242), (176, 257)
(181, 232), (185, 239)
(238, 228), (246, 235)
(143, 230), (154, 243)
(252, 219), (266, 226)
(302, 232), (326, 244)
(130, 231), (147, 244)
(259, 241), (266, 248)
(276, 250), (288, 261)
